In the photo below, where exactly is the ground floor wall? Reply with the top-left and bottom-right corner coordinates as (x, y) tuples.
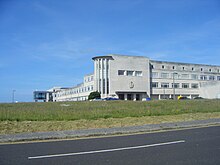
(199, 82), (220, 99)
(151, 88), (199, 100)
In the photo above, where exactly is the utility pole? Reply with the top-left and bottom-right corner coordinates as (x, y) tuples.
(173, 73), (178, 100)
(12, 90), (16, 103)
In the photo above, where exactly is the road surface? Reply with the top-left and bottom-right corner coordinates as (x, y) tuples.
(0, 126), (220, 165)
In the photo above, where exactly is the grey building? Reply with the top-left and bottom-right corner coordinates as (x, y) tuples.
(42, 54), (220, 101)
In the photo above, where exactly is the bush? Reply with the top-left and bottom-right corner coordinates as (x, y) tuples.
(88, 91), (101, 100)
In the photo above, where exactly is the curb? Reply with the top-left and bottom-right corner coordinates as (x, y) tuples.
(0, 118), (220, 142)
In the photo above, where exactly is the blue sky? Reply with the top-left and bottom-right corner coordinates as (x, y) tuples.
(0, 0), (220, 102)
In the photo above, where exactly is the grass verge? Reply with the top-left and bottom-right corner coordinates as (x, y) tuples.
(1, 112), (220, 135)
(0, 100), (219, 135)
(0, 100), (220, 121)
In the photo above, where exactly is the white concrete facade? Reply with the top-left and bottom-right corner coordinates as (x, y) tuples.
(49, 54), (220, 101)
(52, 74), (94, 102)
(93, 55), (150, 100)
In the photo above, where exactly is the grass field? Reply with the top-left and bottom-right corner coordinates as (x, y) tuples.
(0, 100), (220, 121)
(0, 100), (220, 134)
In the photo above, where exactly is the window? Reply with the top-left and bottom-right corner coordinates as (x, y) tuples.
(135, 71), (142, 77)
(152, 82), (158, 88)
(191, 74), (198, 80)
(151, 72), (158, 78)
(172, 83), (179, 88)
(172, 66), (175, 70)
(182, 83), (189, 88)
(201, 68), (203, 71)
(192, 67), (194, 71)
(209, 75), (215, 80)
(182, 67), (185, 70)
(191, 83), (199, 88)
(200, 75), (207, 80)
(209, 69), (212, 72)
(118, 70), (125, 75)
(162, 65), (165, 69)
(161, 83), (169, 88)
(127, 71), (134, 76)
(103, 79), (105, 94)
(151, 65), (154, 69)
(181, 74), (189, 79)
(119, 70), (142, 77)
(161, 73), (169, 78)
(217, 76), (220, 80)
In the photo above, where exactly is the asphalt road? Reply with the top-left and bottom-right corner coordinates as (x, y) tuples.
(0, 126), (220, 165)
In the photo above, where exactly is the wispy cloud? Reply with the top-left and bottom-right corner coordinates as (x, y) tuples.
(141, 17), (220, 61)
(17, 37), (95, 61)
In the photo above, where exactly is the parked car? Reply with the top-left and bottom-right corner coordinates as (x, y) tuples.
(103, 97), (119, 101)
(178, 96), (190, 100)
(193, 97), (204, 99)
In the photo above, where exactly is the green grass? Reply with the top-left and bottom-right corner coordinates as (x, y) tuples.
(0, 100), (220, 121)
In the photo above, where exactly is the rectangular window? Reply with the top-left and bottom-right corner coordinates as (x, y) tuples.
(152, 82), (158, 88)
(135, 71), (142, 77)
(107, 78), (109, 94)
(127, 70), (134, 76)
(191, 83), (199, 88)
(118, 70), (125, 75)
(103, 79), (105, 94)
(209, 75), (215, 80)
(161, 73), (169, 78)
(182, 83), (189, 88)
(161, 83), (169, 88)
(162, 65), (165, 69)
(217, 76), (220, 80)
(181, 74), (189, 79)
(172, 83), (179, 88)
(151, 72), (158, 78)
(200, 75), (207, 80)
(191, 74), (198, 80)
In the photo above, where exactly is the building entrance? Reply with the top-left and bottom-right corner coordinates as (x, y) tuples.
(116, 92), (146, 101)
(127, 94), (133, 100)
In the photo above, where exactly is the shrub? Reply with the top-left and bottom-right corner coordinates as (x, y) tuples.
(88, 91), (101, 100)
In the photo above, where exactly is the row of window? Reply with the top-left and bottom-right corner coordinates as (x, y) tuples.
(151, 72), (220, 81)
(84, 76), (94, 83)
(152, 82), (199, 89)
(118, 70), (143, 77)
(151, 64), (220, 73)
(57, 85), (94, 97)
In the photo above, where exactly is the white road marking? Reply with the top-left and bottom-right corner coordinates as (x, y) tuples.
(28, 140), (185, 160)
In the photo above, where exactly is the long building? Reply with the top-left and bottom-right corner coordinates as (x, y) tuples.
(35, 54), (220, 102)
